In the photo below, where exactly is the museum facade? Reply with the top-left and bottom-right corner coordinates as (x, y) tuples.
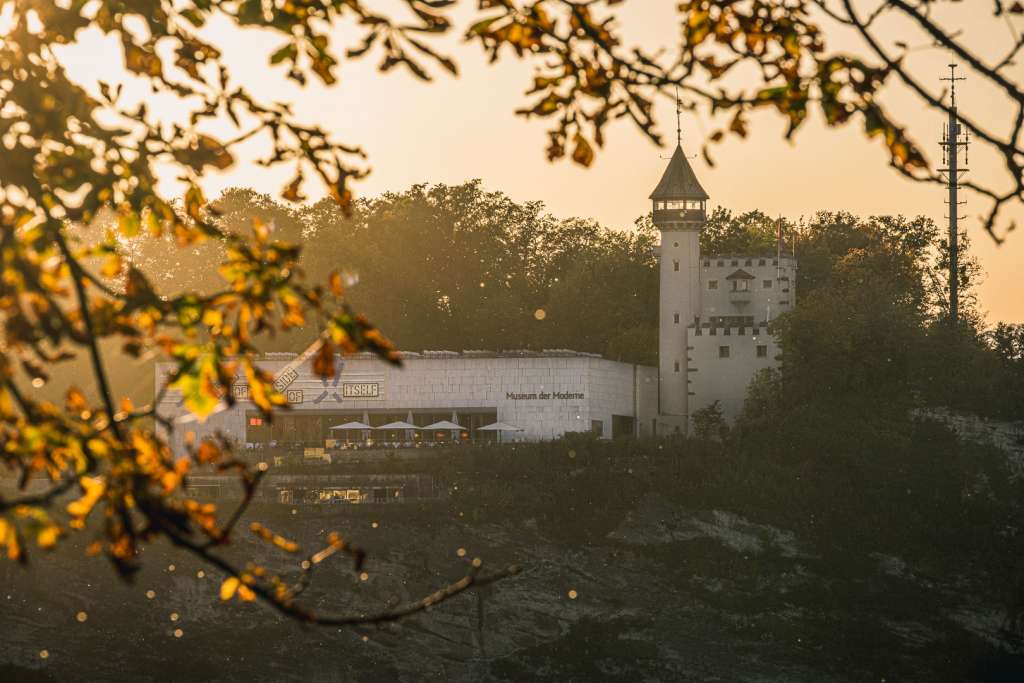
(156, 350), (659, 451)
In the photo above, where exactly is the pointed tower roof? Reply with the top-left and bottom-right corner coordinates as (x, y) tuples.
(649, 145), (709, 201)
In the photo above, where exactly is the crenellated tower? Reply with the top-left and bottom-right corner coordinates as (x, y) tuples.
(651, 144), (708, 431)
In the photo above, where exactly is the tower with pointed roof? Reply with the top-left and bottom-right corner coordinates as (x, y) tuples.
(651, 144), (708, 430)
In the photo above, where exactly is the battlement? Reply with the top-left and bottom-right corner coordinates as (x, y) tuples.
(690, 325), (770, 337)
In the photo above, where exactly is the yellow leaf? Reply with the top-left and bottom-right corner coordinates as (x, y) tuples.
(220, 576), (240, 601)
(37, 524), (60, 549)
(201, 309), (223, 328)
(119, 210), (141, 237)
(67, 476), (106, 523)
(101, 253), (123, 279)
(237, 585), (256, 602)
(0, 519), (21, 561)
(328, 271), (343, 297)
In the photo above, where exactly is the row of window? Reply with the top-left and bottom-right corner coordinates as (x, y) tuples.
(655, 200), (705, 211)
(706, 258), (778, 267)
(672, 345), (769, 371)
(708, 279), (774, 291)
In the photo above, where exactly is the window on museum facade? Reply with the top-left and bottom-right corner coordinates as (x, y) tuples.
(732, 279), (749, 292)
(757, 345), (768, 358)
(719, 346), (730, 359)
(708, 280), (718, 290)
(673, 313), (680, 324)
(763, 279), (773, 289)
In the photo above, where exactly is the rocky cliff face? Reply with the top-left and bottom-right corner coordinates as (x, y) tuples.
(3, 489), (1022, 682)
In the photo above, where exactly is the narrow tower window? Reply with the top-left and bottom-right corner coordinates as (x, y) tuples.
(673, 260), (679, 272)
(673, 313), (680, 324)
(674, 361), (680, 372)
(719, 346), (730, 359)
(756, 345), (768, 358)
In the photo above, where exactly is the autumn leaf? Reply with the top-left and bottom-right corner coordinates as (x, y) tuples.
(571, 134), (594, 167)
(328, 271), (344, 297)
(36, 524), (61, 550)
(312, 341), (336, 379)
(66, 387), (88, 413)
(220, 576), (240, 601)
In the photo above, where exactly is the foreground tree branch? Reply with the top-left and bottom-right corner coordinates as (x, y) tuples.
(0, 0), (517, 626)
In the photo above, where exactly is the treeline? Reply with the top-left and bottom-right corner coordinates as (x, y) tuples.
(61, 181), (1023, 422)
(738, 212), (1024, 425)
(131, 182), (660, 365)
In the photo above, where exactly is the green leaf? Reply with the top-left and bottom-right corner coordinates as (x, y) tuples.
(270, 43), (297, 65)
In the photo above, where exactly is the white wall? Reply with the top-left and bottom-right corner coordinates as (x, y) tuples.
(658, 228), (701, 420)
(699, 255), (797, 325)
(687, 327), (782, 421)
(155, 353), (659, 452)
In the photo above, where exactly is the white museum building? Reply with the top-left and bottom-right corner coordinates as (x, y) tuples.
(156, 145), (796, 447)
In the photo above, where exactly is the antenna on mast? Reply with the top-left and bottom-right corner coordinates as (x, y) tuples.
(938, 63), (969, 325)
(675, 86), (682, 148)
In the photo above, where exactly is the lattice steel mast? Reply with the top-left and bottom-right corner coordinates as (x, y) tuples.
(939, 64), (969, 325)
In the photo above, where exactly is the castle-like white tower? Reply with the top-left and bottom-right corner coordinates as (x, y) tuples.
(651, 144), (797, 434)
(651, 145), (708, 431)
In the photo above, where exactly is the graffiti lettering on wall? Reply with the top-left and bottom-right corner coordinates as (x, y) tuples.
(273, 368), (299, 393)
(342, 382), (381, 398)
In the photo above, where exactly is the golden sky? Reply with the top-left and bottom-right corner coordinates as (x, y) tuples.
(55, 2), (1024, 323)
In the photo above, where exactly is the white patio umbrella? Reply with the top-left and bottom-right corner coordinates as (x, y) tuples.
(422, 419), (465, 443)
(329, 421), (373, 430)
(477, 421), (524, 432)
(376, 421), (420, 431)
(422, 420), (465, 431)
(375, 420), (420, 445)
(329, 421), (373, 445)
(477, 421), (524, 443)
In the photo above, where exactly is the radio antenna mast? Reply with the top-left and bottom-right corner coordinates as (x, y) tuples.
(938, 63), (969, 325)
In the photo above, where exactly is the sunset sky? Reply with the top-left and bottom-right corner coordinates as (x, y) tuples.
(56, 1), (1024, 323)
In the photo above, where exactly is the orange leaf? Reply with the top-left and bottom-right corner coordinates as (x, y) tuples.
(220, 576), (240, 601)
